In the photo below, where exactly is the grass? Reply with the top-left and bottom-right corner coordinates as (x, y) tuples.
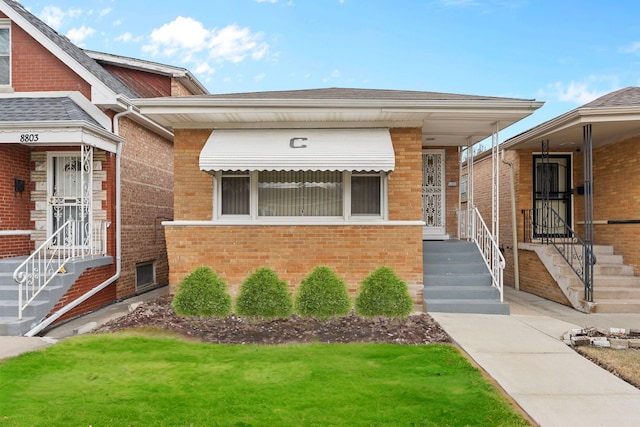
(0, 331), (529, 427)
(575, 347), (640, 389)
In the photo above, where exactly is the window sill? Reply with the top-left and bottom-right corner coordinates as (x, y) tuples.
(163, 219), (425, 227)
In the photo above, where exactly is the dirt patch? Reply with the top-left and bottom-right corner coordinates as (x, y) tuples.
(574, 346), (640, 390)
(95, 296), (450, 345)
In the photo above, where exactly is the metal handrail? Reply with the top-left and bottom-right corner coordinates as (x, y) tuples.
(13, 220), (109, 320)
(458, 207), (505, 302)
(521, 207), (596, 301)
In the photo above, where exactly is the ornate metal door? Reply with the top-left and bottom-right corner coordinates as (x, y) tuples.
(47, 148), (92, 248)
(422, 149), (446, 238)
(533, 154), (572, 238)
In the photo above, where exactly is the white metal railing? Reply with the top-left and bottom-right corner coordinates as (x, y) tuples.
(13, 219), (109, 320)
(458, 207), (505, 302)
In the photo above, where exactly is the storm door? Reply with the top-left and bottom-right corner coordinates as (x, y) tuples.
(47, 149), (92, 249)
(533, 154), (572, 238)
(422, 149), (446, 238)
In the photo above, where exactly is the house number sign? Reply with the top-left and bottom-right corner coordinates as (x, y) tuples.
(20, 133), (39, 142)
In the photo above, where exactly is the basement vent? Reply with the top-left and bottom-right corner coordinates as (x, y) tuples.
(136, 261), (156, 290)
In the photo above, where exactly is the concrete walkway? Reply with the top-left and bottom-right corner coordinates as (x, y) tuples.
(431, 287), (640, 427)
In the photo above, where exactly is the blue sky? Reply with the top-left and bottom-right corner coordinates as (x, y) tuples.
(18, 0), (640, 140)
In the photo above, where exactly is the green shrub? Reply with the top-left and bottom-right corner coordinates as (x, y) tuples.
(171, 266), (232, 317)
(295, 266), (351, 319)
(235, 267), (293, 319)
(355, 266), (413, 318)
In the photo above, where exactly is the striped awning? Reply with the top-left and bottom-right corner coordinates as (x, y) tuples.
(199, 128), (395, 172)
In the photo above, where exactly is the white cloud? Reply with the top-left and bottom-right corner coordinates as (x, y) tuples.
(620, 41), (640, 54)
(40, 6), (65, 28)
(538, 79), (615, 105)
(115, 32), (142, 43)
(254, 73), (267, 81)
(143, 17), (269, 66)
(256, 0), (278, 2)
(322, 69), (340, 83)
(66, 26), (96, 45)
(99, 8), (112, 18)
(39, 6), (83, 30)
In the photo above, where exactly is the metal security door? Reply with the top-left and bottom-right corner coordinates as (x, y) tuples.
(422, 150), (446, 238)
(533, 154), (572, 238)
(48, 150), (92, 248)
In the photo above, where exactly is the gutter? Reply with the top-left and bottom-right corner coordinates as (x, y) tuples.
(501, 149), (520, 291)
(25, 106), (132, 337)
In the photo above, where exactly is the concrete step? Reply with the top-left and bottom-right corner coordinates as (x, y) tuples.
(423, 285), (500, 300)
(424, 273), (492, 287)
(570, 286), (640, 300)
(592, 299), (640, 314)
(0, 316), (38, 336)
(0, 299), (49, 318)
(423, 240), (478, 253)
(423, 251), (484, 263)
(424, 261), (488, 275)
(558, 263), (635, 277)
(424, 299), (510, 315)
(593, 276), (640, 288)
(0, 283), (65, 300)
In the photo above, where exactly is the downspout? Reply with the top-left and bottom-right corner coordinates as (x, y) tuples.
(501, 149), (520, 290)
(25, 106), (132, 337)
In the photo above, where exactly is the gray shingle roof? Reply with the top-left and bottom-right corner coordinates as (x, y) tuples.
(5, 0), (138, 98)
(191, 87), (535, 101)
(582, 86), (640, 108)
(0, 97), (103, 128)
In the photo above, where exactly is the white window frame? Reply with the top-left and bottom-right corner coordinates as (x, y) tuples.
(0, 19), (11, 88)
(213, 170), (388, 223)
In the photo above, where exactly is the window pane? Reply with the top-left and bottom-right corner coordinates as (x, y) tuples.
(0, 29), (8, 55)
(351, 175), (381, 215)
(221, 175), (250, 215)
(259, 171), (343, 216)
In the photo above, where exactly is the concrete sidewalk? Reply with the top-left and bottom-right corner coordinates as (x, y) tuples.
(432, 287), (640, 427)
(0, 286), (168, 361)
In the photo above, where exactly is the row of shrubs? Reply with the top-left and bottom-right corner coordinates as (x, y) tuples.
(171, 265), (414, 320)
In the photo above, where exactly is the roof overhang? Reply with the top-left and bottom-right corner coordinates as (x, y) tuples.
(0, 121), (123, 153)
(501, 106), (640, 152)
(135, 97), (544, 147)
(200, 128), (395, 172)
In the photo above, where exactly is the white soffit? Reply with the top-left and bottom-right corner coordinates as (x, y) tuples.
(199, 128), (395, 172)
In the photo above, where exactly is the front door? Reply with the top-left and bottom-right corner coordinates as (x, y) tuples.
(422, 149), (447, 239)
(47, 152), (92, 248)
(533, 154), (572, 238)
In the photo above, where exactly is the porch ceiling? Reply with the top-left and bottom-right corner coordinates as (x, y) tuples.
(503, 107), (640, 152)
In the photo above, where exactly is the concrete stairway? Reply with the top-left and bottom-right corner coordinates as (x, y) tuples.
(423, 240), (509, 315)
(0, 256), (113, 335)
(563, 245), (640, 314)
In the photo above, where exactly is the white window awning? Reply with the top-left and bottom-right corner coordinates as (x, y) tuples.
(199, 128), (395, 172)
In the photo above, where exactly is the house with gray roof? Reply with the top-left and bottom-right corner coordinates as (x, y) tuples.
(134, 87), (542, 315)
(0, 0), (207, 335)
(469, 86), (640, 314)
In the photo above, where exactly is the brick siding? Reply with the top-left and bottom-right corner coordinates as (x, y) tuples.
(0, 144), (33, 257)
(166, 127), (425, 306)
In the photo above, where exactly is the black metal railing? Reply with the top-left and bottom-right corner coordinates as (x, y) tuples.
(521, 207), (596, 302)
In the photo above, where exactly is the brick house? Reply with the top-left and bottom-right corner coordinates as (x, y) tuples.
(469, 87), (640, 313)
(135, 88), (542, 313)
(0, 0), (207, 335)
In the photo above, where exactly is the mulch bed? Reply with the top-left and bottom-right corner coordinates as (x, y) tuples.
(95, 296), (450, 345)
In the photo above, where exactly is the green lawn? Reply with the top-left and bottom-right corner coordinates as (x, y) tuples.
(0, 332), (528, 426)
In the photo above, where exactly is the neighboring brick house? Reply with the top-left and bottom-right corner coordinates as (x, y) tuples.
(469, 87), (640, 313)
(135, 88), (542, 310)
(0, 0), (207, 335)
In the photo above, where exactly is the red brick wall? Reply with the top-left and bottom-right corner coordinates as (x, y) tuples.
(166, 127), (425, 306)
(11, 23), (91, 98)
(0, 144), (34, 257)
(50, 264), (117, 322)
(117, 117), (174, 297)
